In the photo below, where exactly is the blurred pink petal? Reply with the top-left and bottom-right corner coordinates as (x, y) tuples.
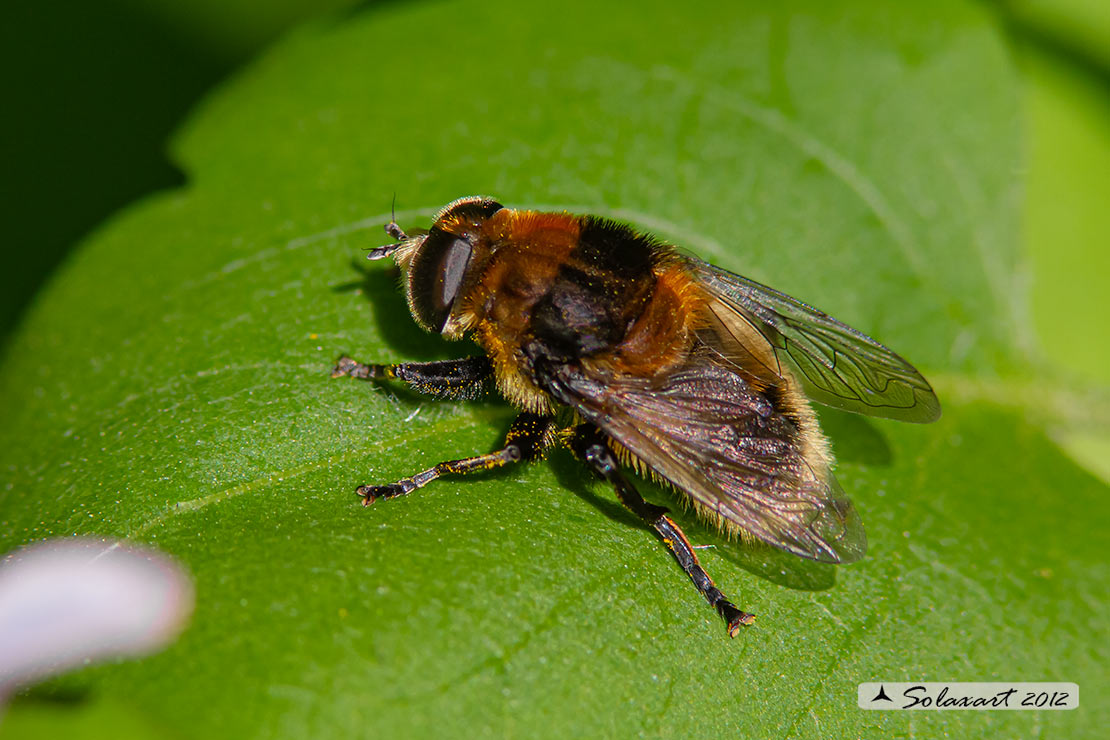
(0, 539), (194, 700)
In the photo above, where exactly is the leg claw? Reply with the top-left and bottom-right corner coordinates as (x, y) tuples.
(356, 482), (408, 505)
(724, 606), (756, 637)
(718, 598), (755, 637)
(331, 355), (360, 378)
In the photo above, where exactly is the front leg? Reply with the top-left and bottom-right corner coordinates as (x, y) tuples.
(331, 355), (492, 399)
(356, 412), (555, 504)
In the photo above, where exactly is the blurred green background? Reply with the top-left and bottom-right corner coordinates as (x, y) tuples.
(1, 0), (361, 347)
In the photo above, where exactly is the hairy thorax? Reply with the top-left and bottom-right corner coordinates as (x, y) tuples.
(457, 210), (705, 412)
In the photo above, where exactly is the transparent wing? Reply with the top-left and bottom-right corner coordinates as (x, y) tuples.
(691, 260), (941, 423)
(545, 362), (866, 564)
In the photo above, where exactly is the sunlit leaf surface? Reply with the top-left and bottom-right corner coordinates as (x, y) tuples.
(1, 1), (1105, 737)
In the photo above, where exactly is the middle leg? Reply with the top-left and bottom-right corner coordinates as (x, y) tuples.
(356, 411), (555, 504)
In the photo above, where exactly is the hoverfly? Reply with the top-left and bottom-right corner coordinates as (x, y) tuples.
(332, 196), (940, 636)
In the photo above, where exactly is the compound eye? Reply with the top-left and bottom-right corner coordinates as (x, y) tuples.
(409, 231), (473, 332)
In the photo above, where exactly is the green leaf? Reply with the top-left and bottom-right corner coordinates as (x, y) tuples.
(1, 1), (1106, 738)
(1002, 0), (1110, 73)
(1018, 12), (1110, 493)
(1023, 42), (1110, 386)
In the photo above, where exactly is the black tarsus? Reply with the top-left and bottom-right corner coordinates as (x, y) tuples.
(331, 355), (492, 399)
(352, 412), (555, 505)
(569, 422), (755, 636)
